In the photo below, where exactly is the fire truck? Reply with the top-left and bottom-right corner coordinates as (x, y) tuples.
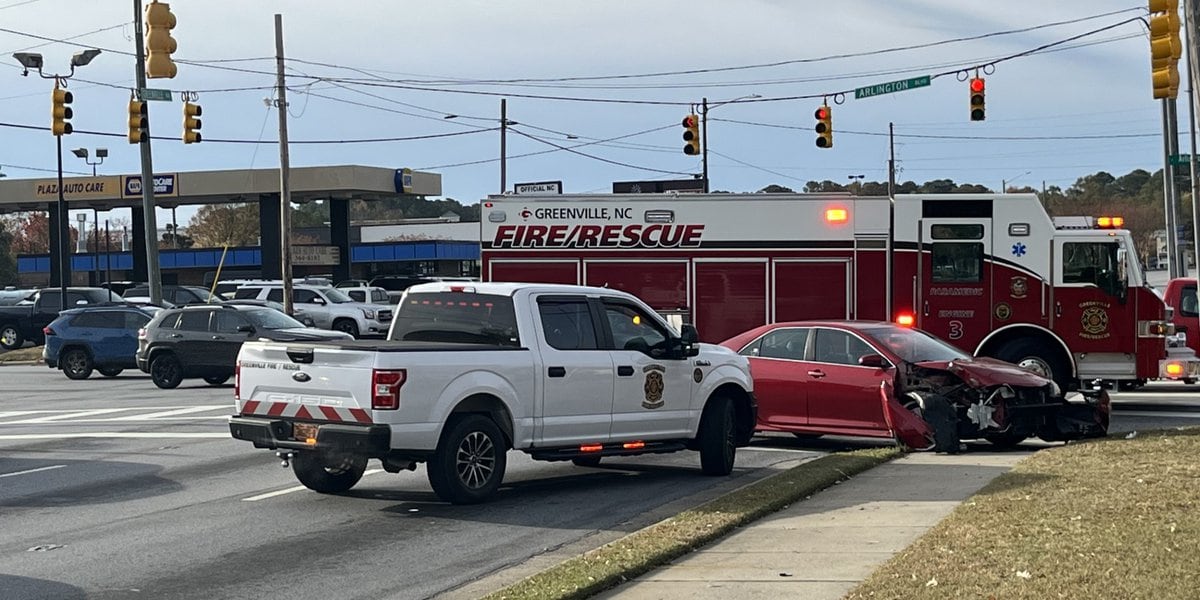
(480, 192), (1194, 390)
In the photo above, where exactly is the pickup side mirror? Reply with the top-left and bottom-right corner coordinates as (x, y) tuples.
(858, 354), (888, 369)
(679, 324), (701, 358)
(309, 297), (327, 305)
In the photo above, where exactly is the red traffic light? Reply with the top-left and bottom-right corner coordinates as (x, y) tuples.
(970, 78), (985, 93)
(814, 107), (829, 120)
(682, 115), (698, 128)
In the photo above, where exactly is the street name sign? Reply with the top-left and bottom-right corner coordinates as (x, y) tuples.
(854, 75), (931, 100)
(138, 88), (172, 102)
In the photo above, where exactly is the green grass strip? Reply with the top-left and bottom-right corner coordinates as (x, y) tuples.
(485, 446), (902, 600)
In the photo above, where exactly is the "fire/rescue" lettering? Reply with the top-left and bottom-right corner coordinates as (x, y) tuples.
(492, 224), (705, 249)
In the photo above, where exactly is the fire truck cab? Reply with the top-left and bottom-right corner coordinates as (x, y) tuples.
(480, 192), (1188, 391)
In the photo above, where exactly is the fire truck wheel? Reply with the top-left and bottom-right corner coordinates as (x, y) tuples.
(292, 451), (367, 494)
(993, 338), (1069, 390)
(427, 414), (507, 504)
(698, 395), (736, 476)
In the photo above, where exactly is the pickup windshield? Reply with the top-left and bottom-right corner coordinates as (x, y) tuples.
(389, 292), (520, 347)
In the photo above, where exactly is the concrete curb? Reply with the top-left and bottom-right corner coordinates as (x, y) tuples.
(482, 447), (902, 600)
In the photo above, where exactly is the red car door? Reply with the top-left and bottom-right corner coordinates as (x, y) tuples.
(804, 327), (891, 435)
(739, 327), (811, 429)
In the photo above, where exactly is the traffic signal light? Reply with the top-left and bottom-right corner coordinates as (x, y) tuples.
(1149, 0), (1181, 99)
(51, 87), (73, 136)
(128, 99), (147, 144)
(969, 77), (986, 121)
(814, 105), (832, 148)
(145, 1), (178, 79)
(682, 114), (700, 155)
(183, 101), (202, 144)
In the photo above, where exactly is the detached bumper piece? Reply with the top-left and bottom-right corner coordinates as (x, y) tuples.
(529, 440), (688, 462)
(229, 416), (391, 456)
(1038, 389), (1111, 442)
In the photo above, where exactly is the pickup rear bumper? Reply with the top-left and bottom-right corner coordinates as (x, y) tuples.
(228, 416), (391, 456)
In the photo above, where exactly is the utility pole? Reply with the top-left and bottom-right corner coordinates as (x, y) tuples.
(1165, 98), (1183, 279)
(275, 13), (294, 316)
(133, 0), (162, 305)
(500, 98), (507, 193)
(701, 97), (709, 192)
(887, 122), (896, 197)
(1186, 0), (1200, 278)
(886, 121), (896, 321)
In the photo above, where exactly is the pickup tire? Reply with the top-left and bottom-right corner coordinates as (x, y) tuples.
(292, 451), (367, 494)
(698, 395), (736, 476)
(150, 353), (184, 389)
(332, 318), (360, 338)
(0, 325), (23, 350)
(61, 348), (93, 380)
(427, 415), (507, 504)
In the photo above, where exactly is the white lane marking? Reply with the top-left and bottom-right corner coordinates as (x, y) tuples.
(105, 405), (230, 421)
(0, 432), (229, 440)
(0, 411), (46, 419)
(0, 416), (231, 424)
(0, 464), (66, 479)
(1115, 410), (1200, 419)
(241, 468), (384, 502)
(4, 408), (139, 424)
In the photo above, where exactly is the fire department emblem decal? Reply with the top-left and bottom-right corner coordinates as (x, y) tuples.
(643, 365), (666, 409)
(995, 303), (1012, 321)
(519, 207), (532, 220)
(1010, 276), (1028, 299)
(1080, 302), (1111, 339)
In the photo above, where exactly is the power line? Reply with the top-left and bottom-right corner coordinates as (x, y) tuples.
(709, 118), (1161, 141)
(287, 7), (1143, 86)
(509, 128), (693, 175)
(0, 120), (498, 144)
(420, 123), (679, 170)
(1, 161), (90, 176)
(706, 149), (807, 184)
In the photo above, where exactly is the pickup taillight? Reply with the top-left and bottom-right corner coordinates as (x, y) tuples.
(371, 369), (406, 410)
(234, 362), (241, 400)
(43, 326), (56, 336)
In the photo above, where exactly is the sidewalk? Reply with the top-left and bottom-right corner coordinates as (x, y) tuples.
(594, 451), (1026, 600)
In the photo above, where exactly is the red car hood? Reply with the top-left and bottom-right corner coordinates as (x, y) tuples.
(912, 357), (1050, 388)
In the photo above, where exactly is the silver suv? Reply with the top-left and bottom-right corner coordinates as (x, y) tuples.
(232, 283), (391, 338)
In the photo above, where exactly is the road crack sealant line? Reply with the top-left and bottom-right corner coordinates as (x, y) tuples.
(483, 447), (903, 600)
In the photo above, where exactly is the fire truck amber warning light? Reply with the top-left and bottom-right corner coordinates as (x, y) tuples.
(825, 208), (848, 223)
(896, 314), (915, 327)
(1166, 362), (1184, 377)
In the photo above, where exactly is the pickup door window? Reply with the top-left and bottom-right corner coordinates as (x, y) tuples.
(535, 297), (613, 445)
(602, 301), (693, 440)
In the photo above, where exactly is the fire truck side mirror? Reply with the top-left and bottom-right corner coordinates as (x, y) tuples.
(1116, 246), (1129, 304)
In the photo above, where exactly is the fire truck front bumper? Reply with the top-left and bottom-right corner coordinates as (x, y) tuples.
(1159, 348), (1200, 381)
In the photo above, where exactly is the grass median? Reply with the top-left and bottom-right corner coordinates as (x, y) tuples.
(485, 446), (902, 600)
(0, 346), (43, 363)
(847, 428), (1200, 600)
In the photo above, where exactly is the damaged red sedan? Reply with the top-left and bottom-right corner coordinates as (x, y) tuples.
(721, 321), (1109, 451)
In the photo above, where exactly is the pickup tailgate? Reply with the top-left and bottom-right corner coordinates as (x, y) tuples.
(237, 341), (377, 424)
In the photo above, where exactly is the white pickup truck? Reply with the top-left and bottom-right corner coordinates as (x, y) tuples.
(229, 282), (756, 504)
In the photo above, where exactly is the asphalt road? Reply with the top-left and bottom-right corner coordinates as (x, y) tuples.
(0, 365), (1195, 600)
(0, 365), (830, 600)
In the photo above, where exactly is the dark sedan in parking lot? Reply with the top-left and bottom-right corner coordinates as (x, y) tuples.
(136, 304), (352, 389)
(721, 321), (1110, 451)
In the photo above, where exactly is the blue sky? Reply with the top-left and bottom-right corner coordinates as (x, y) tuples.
(0, 0), (1181, 227)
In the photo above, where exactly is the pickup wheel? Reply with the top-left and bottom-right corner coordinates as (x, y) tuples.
(150, 353), (184, 389)
(292, 451), (367, 494)
(97, 367), (123, 377)
(0, 325), (23, 350)
(204, 374), (231, 385)
(427, 415), (507, 504)
(698, 395), (736, 476)
(61, 348), (93, 380)
(332, 318), (360, 338)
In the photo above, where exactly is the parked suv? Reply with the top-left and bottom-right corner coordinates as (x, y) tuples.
(44, 305), (159, 379)
(231, 283), (391, 338)
(136, 304), (352, 389)
(122, 285), (219, 306)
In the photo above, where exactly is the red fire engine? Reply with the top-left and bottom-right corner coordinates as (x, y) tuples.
(480, 192), (1193, 390)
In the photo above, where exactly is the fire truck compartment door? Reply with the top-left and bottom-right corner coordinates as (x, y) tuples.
(918, 219), (992, 346)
